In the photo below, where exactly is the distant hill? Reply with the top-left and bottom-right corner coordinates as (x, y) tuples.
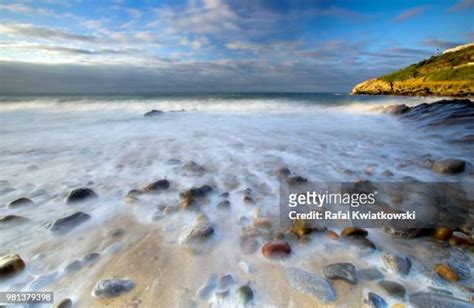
(352, 43), (474, 96)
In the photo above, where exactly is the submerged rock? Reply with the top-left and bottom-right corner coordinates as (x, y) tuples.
(66, 188), (97, 204)
(45, 212), (91, 233)
(197, 274), (217, 300)
(183, 161), (206, 173)
(286, 176), (308, 185)
(218, 274), (234, 290)
(378, 280), (406, 299)
(261, 240), (291, 259)
(8, 197), (33, 208)
(144, 109), (164, 117)
(432, 159), (466, 174)
(235, 285), (254, 304)
(367, 292), (388, 308)
(179, 185), (213, 209)
(359, 268), (384, 281)
(93, 278), (135, 298)
(409, 292), (471, 308)
(55, 298), (72, 308)
(217, 200), (231, 209)
(141, 179), (170, 193)
(285, 267), (336, 303)
(434, 264), (460, 282)
(381, 252), (411, 275)
(323, 263), (358, 284)
(0, 253), (25, 278)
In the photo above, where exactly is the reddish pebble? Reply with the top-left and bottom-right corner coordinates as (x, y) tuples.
(261, 240), (291, 259)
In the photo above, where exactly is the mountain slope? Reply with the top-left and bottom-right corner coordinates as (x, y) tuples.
(352, 43), (474, 96)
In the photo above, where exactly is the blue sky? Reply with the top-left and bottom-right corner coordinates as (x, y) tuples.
(0, 0), (472, 92)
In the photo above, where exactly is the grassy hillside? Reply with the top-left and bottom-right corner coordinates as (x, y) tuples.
(352, 44), (474, 96)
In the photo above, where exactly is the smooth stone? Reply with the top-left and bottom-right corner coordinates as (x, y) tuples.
(367, 292), (388, 308)
(182, 222), (214, 244)
(144, 109), (164, 117)
(432, 159), (466, 174)
(83, 252), (100, 264)
(0, 215), (28, 223)
(285, 268), (336, 303)
(341, 227), (368, 238)
(142, 179), (170, 193)
(323, 263), (358, 284)
(235, 285), (253, 304)
(64, 259), (83, 273)
(66, 188), (97, 204)
(93, 278), (135, 298)
(432, 228), (453, 241)
(0, 253), (25, 277)
(434, 264), (460, 282)
(55, 298), (72, 308)
(261, 240), (291, 259)
(45, 212), (91, 233)
(409, 292), (471, 308)
(359, 268), (384, 281)
(8, 197), (33, 208)
(344, 237), (376, 250)
(378, 280), (406, 299)
(197, 274), (217, 299)
(381, 253), (411, 275)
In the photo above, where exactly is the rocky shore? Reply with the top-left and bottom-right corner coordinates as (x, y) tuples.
(1, 100), (473, 307)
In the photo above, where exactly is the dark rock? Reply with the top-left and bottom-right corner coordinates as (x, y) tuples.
(142, 179), (170, 193)
(0, 215), (28, 223)
(45, 212), (91, 233)
(286, 176), (308, 185)
(217, 200), (231, 209)
(432, 159), (466, 174)
(55, 298), (72, 308)
(323, 263), (358, 284)
(93, 278), (135, 298)
(383, 104), (410, 115)
(341, 227), (368, 238)
(409, 292), (471, 308)
(285, 267), (336, 303)
(66, 188), (97, 204)
(235, 285), (253, 304)
(261, 240), (291, 259)
(182, 222), (214, 244)
(359, 268), (384, 281)
(0, 253), (25, 277)
(144, 109), (164, 117)
(8, 197), (33, 208)
(381, 253), (411, 275)
(243, 195), (255, 204)
(378, 280), (406, 299)
(180, 185), (213, 199)
(367, 292), (388, 308)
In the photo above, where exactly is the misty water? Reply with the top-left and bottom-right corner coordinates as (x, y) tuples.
(0, 94), (473, 307)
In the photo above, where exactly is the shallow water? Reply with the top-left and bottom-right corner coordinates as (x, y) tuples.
(0, 94), (473, 307)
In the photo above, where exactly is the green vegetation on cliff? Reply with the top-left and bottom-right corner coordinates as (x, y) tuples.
(352, 44), (474, 96)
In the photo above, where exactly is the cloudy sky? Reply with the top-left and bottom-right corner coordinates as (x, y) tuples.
(0, 0), (472, 93)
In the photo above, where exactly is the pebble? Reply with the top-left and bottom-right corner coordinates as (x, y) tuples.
(409, 292), (471, 308)
(367, 292), (388, 308)
(182, 222), (215, 244)
(141, 179), (170, 193)
(261, 240), (291, 259)
(432, 228), (453, 241)
(235, 285), (254, 304)
(45, 212), (91, 233)
(377, 280), (406, 299)
(66, 188), (97, 203)
(0, 253), (25, 277)
(64, 259), (83, 273)
(93, 278), (135, 298)
(285, 267), (336, 303)
(8, 197), (33, 208)
(323, 263), (358, 284)
(434, 264), (460, 282)
(359, 268), (384, 281)
(341, 227), (368, 238)
(432, 159), (466, 174)
(381, 252), (411, 275)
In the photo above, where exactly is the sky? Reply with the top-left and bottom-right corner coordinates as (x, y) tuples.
(0, 0), (473, 93)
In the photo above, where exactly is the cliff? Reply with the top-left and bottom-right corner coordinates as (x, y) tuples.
(352, 43), (474, 96)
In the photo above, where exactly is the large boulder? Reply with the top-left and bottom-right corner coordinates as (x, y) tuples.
(432, 159), (466, 174)
(0, 253), (25, 278)
(66, 188), (97, 204)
